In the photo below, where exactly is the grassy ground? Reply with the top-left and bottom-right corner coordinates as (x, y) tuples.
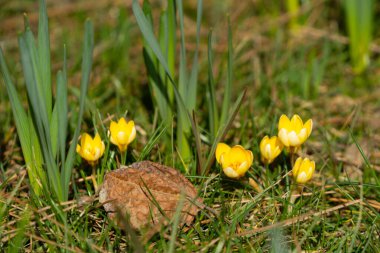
(1, 0), (380, 252)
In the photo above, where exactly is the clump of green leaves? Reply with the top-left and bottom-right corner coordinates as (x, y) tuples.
(0, 0), (94, 202)
(344, 0), (373, 74)
(133, 0), (242, 174)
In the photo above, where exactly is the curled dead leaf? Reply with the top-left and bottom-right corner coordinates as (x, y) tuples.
(99, 161), (202, 233)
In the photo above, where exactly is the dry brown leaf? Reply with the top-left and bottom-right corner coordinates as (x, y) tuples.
(99, 161), (202, 233)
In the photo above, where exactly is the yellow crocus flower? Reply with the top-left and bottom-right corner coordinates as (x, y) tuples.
(292, 157), (315, 184)
(109, 118), (136, 152)
(76, 133), (105, 165)
(259, 136), (283, 164)
(215, 143), (253, 179)
(278, 114), (312, 148)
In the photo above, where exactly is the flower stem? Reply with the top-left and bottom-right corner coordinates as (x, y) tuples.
(91, 164), (98, 192)
(290, 152), (296, 167)
(121, 150), (127, 165)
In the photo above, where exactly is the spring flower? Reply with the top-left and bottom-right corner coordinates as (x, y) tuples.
(216, 143), (254, 179)
(109, 118), (136, 152)
(76, 133), (105, 165)
(292, 157), (315, 184)
(260, 136), (283, 164)
(278, 114), (312, 148)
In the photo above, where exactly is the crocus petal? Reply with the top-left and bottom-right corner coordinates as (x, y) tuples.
(110, 121), (119, 145)
(260, 136), (269, 153)
(236, 160), (250, 176)
(296, 172), (309, 183)
(304, 119), (313, 137)
(278, 129), (290, 146)
(247, 150), (254, 166)
(94, 133), (102, 146)
(298, 128), (307, 144)
(216, 143), (231, 163)
(223, 167), (240, 178)
(118, 117), (128, 128)
(264, 143), (272, 158)
(117, 131), (127, 144)
(291, 114), (303, 132)
(126, 121), (136, 144)
(293, 157), (315, 184)
(222, 146), (248, 166)
(287, 131), (300, 146)
(292, 157), (303, 176)
(278, 115), (291, 131)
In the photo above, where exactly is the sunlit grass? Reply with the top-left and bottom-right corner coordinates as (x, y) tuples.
(0, 0), (379, 252)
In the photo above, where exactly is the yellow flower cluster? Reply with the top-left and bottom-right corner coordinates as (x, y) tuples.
(215, 114), (316, 184)
(76, 117), (136, 164)
(260, 114), (314, 184)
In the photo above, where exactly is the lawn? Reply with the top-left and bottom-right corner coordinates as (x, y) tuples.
(0, 0), (379, 252)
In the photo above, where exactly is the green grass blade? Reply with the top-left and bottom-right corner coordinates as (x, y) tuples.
(167, 0), (176, 89)
(56, 70), (68, 165)
(134, 0), (171, 77)
(62, 20), (94, 201)
(142, 0), (172, 125)
(189, 111), (204, 175)
(207, 29), (218, 141)
(187, 0), (202, 112)
(50, 99), (59, 158)
(138, 122), (168, 161)
(159, 10), (168, 84)
(167, 193), (185, 253)
(175, 0), (193, 162)
(56, 46), (68, 167)
(176, 0), (188, 100)
(143, 49), (172, 125)
(220, 18), (233, 125)
(24, 26), (46, 118)
(38, 0), (52, 119)
(8, 207), (31, 253)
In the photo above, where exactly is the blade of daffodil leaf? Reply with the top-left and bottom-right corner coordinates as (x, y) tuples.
(24, 25), (47, 119)
(56, 46), (68, 167)
(166, 0), (176, 100)
(133, 0), (194, 163)
(19, 33), (62, 200)
(207, 29), (218, 141)
(203, 90), (246, 176)
(38, 0), (52, 119)
(344, 0), (373, 74)
(187, 0), (202, 112)
(62, 20), (94, 201)
(0, 49), (45, 195)
(142, 0), (172, 126)
(143, 48), (171, 124)
(190, 111), (204, 175)
(50, 102), (59, 158)
(176, 0), (188, 100)
(220, 17), (233, 125)
(173, 0), (192, 162)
